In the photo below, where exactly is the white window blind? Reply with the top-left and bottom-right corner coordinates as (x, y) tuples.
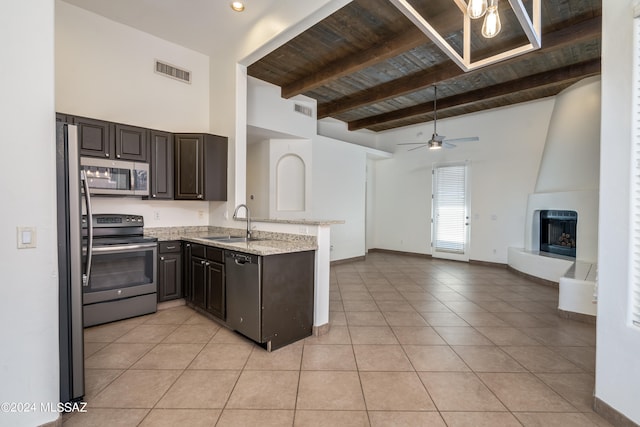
(630, 16), (640, 328)
(432, 164), (467, 254)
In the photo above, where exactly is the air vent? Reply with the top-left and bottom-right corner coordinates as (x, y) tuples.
(294, 103), (313, 117)
(155, 60), (191, 84)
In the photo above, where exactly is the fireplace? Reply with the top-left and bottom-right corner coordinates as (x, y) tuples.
(540, 210), (577, 258)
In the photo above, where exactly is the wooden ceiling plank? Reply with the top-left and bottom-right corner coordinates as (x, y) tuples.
(281, 27), (427, 98)
(281, 6), (465, 99)
(347, 58), (600, 130)
(318, 14), (601, 119)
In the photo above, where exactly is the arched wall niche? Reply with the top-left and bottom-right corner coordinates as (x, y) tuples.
(276, 153), (306, 212)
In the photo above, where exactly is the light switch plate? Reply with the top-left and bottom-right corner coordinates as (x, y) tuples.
(17, 226), (37, 249)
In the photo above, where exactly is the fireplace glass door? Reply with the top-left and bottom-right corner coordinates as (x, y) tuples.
(539, 210), (577, 258)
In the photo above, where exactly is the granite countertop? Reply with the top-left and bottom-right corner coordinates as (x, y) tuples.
(145, 226), (317, 256)
(252, 218), (345, 226)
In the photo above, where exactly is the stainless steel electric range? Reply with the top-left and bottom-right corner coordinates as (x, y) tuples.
(82, 214), (157, 327)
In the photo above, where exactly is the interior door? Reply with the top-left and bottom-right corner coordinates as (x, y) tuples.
(431, 162), (470, 262)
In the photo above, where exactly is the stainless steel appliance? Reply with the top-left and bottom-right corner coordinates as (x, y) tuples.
(56, 122), (85, 403)
(80, 157), (149, 196)
(83, 214), (158, 327)
(225, 251), (262, 342)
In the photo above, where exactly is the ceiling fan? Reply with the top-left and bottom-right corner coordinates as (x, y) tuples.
(397, 86), (479, 151)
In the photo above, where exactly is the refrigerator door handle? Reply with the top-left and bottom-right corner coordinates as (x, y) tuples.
(81, 170), (93, 287)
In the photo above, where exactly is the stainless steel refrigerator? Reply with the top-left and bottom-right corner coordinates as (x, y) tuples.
(56, 122), (85, 402)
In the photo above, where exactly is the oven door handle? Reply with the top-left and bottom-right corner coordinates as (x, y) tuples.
(81, 170), (93, 287)
(92, 242), (158, 254)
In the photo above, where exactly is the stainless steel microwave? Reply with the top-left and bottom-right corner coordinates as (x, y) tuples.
(80, 157), (149, 196)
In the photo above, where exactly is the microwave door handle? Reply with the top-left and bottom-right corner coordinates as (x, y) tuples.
(81, 170), (93, 287)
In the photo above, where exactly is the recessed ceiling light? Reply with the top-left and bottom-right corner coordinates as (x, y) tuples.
(230, 2), (245, 12)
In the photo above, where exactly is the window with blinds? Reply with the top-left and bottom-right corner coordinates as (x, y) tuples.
(630, 16), (640, 328)
(432, 163), (468, 254)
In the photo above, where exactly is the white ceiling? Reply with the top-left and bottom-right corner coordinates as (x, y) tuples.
(60, 0), (281, 57)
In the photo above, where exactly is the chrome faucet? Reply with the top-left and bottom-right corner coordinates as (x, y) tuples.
(233, 204), (251, 240)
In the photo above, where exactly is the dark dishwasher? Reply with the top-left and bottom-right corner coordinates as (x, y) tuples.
(225, 249), (315, 351)
(225, 251), (262, 343)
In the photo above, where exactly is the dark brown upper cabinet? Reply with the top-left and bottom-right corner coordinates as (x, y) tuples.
(174, 133), (227, 201)
(63, 114), (148, 162)
(73, 116), (113, 159)
(148, 130), (174, 200)
(114, 124), (147, 161)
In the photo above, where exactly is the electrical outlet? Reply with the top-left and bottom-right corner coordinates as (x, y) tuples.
(153, 211), (160, 220)
(198, 210), (204, 219)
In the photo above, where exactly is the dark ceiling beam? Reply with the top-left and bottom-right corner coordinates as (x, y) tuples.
(347, 58), (601, 131)
(368, 79), (582, 132)
(281, 8), (463, 99)
(318, 14), (601, 119)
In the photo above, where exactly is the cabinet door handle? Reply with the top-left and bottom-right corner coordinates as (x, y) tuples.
(105, 153), (109, 158)
(116, 154), (121, 159)
(152, 194), (157, 198)
(197, 194), (203, 199)
(201, 260), (206, 265)
(166, 246), (176, 250)
(205, 262), (210, 266)
(160, 256), (165, 261)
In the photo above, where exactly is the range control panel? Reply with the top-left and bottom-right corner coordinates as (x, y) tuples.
(82, 214), (144, 228)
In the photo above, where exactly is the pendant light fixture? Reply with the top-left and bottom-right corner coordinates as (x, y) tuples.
(389, 0), (540, 71)
(466, 0), (487, 19)
(481, 0), (501, 38)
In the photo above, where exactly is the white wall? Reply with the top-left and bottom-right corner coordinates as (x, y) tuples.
(247, 77), (384, 260)
(313, 136), (368, 260)
(596, 0), (640, 423)
(0, 1), (59, 426)
(55, 1), (212, 226)
(247, 141), (271, 218)
(247, 77), (317, 139)
(55, 1), (210, 131)
(373, 99), (554, 263)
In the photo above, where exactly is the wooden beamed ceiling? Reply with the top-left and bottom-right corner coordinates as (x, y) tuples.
(247, 0), (602, 133)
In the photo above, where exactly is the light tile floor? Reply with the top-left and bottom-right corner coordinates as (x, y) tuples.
(64, 252), (613, 426)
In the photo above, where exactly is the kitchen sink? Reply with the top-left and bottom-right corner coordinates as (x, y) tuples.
(202, 236), (263, 243)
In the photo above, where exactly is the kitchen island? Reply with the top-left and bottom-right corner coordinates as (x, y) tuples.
(145, 219), (341, 349)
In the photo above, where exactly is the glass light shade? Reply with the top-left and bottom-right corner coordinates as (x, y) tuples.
(481, 5), (501, 38)
(467, 0), (487, 19)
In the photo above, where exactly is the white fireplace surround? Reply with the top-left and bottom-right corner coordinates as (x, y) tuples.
(508, 77), (600, 316)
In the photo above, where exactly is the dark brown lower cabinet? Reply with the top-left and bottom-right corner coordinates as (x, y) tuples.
(188, 244), (225, 320)
(261, 251), (315, 350)
(158, 241), (182, 302)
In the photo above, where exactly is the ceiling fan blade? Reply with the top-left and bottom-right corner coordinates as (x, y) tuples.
(397, 142), (428, 146)
(408, 145), (427, 151)
(443, 136), (479, 144)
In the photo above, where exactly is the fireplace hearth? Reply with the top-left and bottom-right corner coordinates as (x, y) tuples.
(540, 210), (577, 258)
